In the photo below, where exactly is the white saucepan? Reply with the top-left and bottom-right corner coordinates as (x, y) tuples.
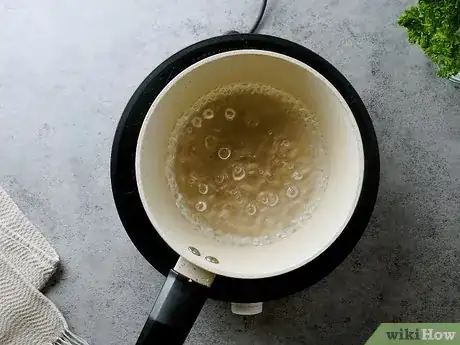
(134, 49), (364, 344)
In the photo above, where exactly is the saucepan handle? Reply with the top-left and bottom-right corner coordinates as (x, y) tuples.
(135, 269), (210, 345)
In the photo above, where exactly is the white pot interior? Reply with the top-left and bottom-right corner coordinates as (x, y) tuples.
(136, 50), (364, 279)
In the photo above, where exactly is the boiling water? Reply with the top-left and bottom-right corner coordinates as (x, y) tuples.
(166, 83), (328, 246)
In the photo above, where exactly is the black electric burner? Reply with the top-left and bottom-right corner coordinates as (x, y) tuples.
(110, 34), (380, 303)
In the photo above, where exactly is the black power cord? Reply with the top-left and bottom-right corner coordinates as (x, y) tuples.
(226, 0), (268, 34)
(249, 0), (268, 33)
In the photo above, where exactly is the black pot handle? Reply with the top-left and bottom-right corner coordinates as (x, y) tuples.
(136, 269), (210, 345)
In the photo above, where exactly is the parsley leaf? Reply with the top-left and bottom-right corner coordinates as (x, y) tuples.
(398, 0), (460, 78)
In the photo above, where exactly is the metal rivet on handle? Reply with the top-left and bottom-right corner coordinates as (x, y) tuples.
(188, 246), (201, 256)
(205, 256), (219, 264)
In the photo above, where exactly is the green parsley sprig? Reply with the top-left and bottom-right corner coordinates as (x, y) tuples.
(398, 0), (460, 78)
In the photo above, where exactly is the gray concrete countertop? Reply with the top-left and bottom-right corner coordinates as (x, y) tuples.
(1, 0), (459, 344)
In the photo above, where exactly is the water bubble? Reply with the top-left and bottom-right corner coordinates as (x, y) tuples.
(261, 236), (271, 245)
(186, 126), (193, 134)
(252, 238), (262, 246)
(202, 108), (214, 119)
(215, 173), (228, 185)
(224, 108), (236, 121)
(188, 173), (197, 185)
(276, 232), (288, 239)
(204, 135), (218, 151)
(198, 183), (208, 195)
(257, 191), (270, 205)
(292, 170), (303, 180)
(258, 169), (264, 175)
(246, 203), (257, 215)
(246, 163), (258, 176)
(232, 164), (246, 181)
(266, 173), (275, 183)
(192, 117), (202, 128)
(268, 192), (279, 207)
(281, 139), (290, 148)
(218, 147), (231, 160)
(195, 201), (207, 212)
(286, 185), (299, 198)
(268, 130), (273, 135)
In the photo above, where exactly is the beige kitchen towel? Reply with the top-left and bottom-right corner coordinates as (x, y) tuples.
(0, 186), (89, 345)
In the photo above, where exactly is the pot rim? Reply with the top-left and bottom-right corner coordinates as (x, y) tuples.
(111, 34), (380, 302)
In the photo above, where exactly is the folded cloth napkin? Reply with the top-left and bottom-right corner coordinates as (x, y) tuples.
(0, 186), (89, 345)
